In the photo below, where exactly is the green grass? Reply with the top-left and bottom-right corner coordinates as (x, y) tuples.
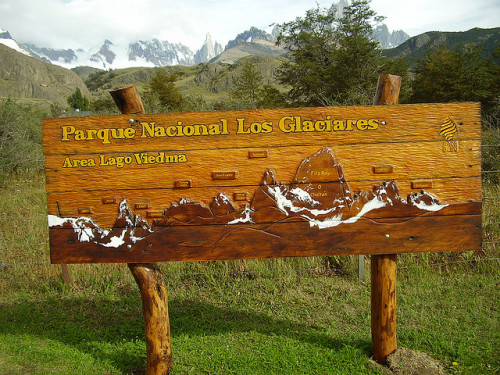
(0, 173), (498, 374)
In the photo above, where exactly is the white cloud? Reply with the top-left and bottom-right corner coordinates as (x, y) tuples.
(0, 0), (498, 51)
(371, 0), (500, 36)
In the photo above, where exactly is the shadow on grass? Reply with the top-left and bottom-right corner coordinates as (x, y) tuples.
(0, 293), (372, 373)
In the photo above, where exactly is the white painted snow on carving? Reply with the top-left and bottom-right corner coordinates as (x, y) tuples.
(47, 215), (102, 242)
(228, 205), (254, 224)
(289, 187), (320, 206)
(215, 193), (231, 206)
(409, 192), (449, 211)
(267, 185), (338, 217)
(102, 228), (128, 248)
(305, 196), (387, 229)
(47, 199), (150, 248)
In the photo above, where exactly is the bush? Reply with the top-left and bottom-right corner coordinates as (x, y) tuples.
(0, 99), (45, 185)
(482, 112), (500, 184)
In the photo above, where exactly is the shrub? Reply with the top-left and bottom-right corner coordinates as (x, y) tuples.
(0, 99), (44, 185)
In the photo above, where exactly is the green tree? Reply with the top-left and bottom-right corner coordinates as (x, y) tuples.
(67, 88), (90, 111)
(144, 68), (183, 112)
(0, 99), (44, 184)
(277, 0), (386, 106)
(410, 45), (499, 111)
(257, 84), (288, 109)
(90, 97), (118, 115)
(231, 62), (264, 108)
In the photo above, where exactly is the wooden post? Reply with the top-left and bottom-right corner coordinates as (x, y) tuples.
(371, 254), (397, 363)
(373, 74), (402, 106)
(371, 74), (401, 364)
(61, 264), (71, 287)
(109, 85), (146, 114)
(109, 85), (172, 374)
(129, 263), (172, 373)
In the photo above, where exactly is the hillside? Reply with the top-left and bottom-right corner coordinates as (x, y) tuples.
(81, 55), (285, 106)
(383, 27), (500, 63)
(0, 44), (91, 107)
(1, 27), (498, 110)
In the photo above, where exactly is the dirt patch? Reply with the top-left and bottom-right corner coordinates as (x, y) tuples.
(368, 348), (447, 375)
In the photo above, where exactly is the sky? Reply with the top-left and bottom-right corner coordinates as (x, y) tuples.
(0, 0), (499, 51)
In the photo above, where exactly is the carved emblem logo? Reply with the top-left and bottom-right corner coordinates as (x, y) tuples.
(440, 117), (458, 140)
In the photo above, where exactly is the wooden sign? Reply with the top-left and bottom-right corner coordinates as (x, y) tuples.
(42, 103), (482, 264)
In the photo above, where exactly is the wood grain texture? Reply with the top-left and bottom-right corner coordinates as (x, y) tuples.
(43, 102), (482, 264)
(42, 103), (481, 155)
(373, 74), (402, 105)
(371, 254), (397, 363)
(109, 85), (145, 115)
(129, 263), (172, 374)
(49, 212), (481, 263)
(44, 141), (481, 193)
(46, 179), (481, 229)
(371, 76), (400, 365)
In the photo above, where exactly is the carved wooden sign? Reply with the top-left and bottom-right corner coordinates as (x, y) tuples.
(42, 103), (482, 264)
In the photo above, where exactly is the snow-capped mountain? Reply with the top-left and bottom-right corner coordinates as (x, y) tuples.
(373, 24), (410, 49)
(1, 33), (221, 69)
(225, 26), (278, 50)
(23, 38), (200, 69)
(0, 28), (31, 56)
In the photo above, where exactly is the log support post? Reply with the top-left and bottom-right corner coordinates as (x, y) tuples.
(110, 85), (172, 374)
(371, 74), (401, 364)
(129, 263), (172, 374)
(371, 254), (397, 363)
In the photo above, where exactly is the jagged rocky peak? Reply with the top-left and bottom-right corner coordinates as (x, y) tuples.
(26, 43), (77, 64)
(0, 28), (32, 56)
(291, 147), (353, 208)
(91, 39), (116, 65)
(329, 0), (349, 18)
(270, 25), (281, 41)
(195, 33), (223, 64)
(373, 24), (410, 49)
(225, 26), (276, 50)
(0, 28), (12, 39)
(210, 193), (237, 216)
(129, 38), (195, 66)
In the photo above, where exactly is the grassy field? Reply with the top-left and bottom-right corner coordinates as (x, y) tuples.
(0, 175), (498, 375)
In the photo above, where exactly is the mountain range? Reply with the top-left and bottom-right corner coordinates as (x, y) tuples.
(0, 0), (410, 70)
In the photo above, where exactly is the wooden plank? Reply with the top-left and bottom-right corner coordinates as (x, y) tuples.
(49, 213), (481, 264)
(46, 178), (481, 228)
(44, 141), (481, 193)
(42, 103), (481, 155)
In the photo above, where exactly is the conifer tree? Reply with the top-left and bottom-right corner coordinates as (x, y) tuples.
(231, 62), (263, 107)
(67, 88), (90, 111)
(144, 68), (183, 112)
(277, 0), (386, 106)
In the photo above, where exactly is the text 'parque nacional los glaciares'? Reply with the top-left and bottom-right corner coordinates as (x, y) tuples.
(60, 115), (384, 144)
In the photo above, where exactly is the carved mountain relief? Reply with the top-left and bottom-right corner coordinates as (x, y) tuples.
(48, 147), (480, 261)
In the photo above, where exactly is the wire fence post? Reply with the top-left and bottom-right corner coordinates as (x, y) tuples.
(358, 255), (365, 282)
